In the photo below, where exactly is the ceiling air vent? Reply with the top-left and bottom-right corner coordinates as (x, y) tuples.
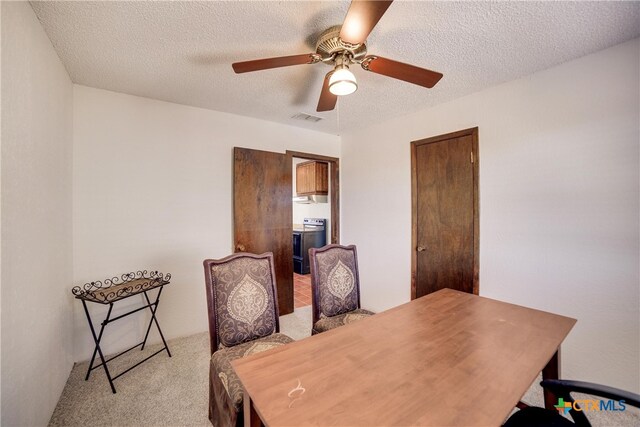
(291, 113), (323, 123)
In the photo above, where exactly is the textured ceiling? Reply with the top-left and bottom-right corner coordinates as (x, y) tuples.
(31, 1), (640, 135)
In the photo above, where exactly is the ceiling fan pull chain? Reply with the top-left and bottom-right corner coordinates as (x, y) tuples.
(337, 98), (341, 135)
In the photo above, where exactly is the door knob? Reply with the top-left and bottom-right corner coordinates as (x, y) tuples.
(236, 244), (246, 252)
(416, 246), (426, 252)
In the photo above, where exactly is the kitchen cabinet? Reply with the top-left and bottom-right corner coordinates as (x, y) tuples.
(296, 161), (328, 196)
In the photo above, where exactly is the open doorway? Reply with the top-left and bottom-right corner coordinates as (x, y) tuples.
(287, 151), (339, 309)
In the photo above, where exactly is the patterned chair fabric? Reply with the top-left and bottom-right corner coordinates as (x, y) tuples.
(206, 253), (278, 349)
(309, 244), (374, 334)
(211, 333), (294, 410)
(203, 252), (293, 427)
(312, 308), (375, 333)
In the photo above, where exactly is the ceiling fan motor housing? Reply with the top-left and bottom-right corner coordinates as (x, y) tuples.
(315, 26), (368, 65)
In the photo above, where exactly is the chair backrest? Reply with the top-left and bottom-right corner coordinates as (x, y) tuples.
(203, 252), (281, 354)
(309, 244), (362, 325)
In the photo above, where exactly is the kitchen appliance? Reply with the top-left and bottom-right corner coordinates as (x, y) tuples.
(293, 195), (328, 204)
(293, 218), (327, 274)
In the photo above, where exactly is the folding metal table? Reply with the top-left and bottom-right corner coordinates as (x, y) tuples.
(72, 270), (172, 393)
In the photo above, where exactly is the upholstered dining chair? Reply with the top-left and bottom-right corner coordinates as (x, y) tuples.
(309, 244), (374, 335)
(203, 252), (294, 427)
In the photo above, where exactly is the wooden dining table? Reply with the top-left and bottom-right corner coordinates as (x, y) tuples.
(232, 288), (576, 426)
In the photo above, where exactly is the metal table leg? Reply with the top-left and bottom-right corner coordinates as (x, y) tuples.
(141, 288), (171, 357)
(82, 300), (117, 393)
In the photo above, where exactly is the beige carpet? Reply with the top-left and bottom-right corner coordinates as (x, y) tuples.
(49, 306), (313, 426)
(49, 305), (638, 426)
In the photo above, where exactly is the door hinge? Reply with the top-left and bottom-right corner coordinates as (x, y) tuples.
(470, 151), (474, 163)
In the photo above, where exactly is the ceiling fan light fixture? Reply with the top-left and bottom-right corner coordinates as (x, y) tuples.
(329, 66), (357, 96)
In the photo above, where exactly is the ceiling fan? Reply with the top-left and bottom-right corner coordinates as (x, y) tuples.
(232, 0), (443, 113)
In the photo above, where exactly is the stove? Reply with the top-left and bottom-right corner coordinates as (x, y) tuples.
(293, 218), (327, 274)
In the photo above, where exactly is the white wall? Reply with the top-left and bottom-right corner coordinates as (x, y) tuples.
(1, 2), (74, 425)
(341, 38), (640, 393)
(73, 86), (340, 362)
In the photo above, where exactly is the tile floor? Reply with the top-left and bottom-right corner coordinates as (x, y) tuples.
(294, 273), (312, 308)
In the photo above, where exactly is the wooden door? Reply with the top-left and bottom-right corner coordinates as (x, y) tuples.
(234, 147), (293, 315)
(411, 128), (479, 299)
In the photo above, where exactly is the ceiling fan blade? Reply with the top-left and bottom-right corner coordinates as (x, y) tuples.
(339, 0), (393, 45)
(361, 55), (443, 88)
(317, 72), (337, 112)
(232, 53), (319, 74)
